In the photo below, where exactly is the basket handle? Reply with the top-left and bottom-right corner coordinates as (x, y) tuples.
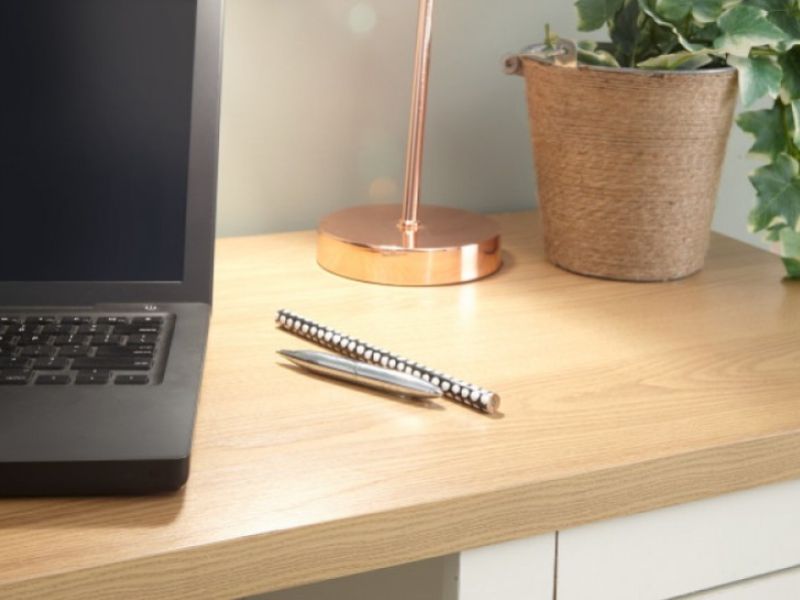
(503, 39), (577, 76)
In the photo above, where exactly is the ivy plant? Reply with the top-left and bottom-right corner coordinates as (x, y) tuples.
(555, 0), (800, 278)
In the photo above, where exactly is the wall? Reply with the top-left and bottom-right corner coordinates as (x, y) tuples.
(217, 0), (766, 250)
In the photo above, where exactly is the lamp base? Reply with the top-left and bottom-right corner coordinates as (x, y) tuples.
(317, 204), (502, 286)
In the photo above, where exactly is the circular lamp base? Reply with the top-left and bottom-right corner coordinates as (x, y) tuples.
(317, 204), (502, 286)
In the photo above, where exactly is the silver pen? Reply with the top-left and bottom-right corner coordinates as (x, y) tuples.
(278, 349), (443, 400)
(276, 310), (501, 414)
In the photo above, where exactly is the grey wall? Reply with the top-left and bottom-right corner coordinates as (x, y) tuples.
(217, 0), (766, 250)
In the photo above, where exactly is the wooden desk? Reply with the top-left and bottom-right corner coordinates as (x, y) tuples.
(1, 212), (799, 599)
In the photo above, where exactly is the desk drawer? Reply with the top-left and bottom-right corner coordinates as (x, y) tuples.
(557, 478), (800, 600)
(681, 565), (800, 599)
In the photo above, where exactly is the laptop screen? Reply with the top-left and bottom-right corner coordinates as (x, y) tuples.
(0, 0), (197, 283)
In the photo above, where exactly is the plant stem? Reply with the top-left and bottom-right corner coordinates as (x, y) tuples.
(780, 100), (800, 161)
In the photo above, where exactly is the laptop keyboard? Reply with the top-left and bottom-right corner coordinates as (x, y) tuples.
(0, 314), (173, 386)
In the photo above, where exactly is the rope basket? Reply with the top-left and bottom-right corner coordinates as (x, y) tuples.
(518, 55), (738, 282)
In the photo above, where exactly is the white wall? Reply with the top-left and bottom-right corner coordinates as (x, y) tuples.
(217, 0), (766, 250)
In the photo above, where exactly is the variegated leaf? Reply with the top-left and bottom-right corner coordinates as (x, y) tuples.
(779, 46), (800, 100)
(578, 48), (624, 66)
(611, 0), (646, 66)
(576, 0), (626, 31)
(783, 257), (800, 277)
(714, 4), (788, 55)
(655, 0), (693, 21)
(749, 153), (800, 232)
(737, 104), (791, 157)
(729, 54), (783, 106)
(638, 0), (704, 51)
(780, 228), (800, 277)
(743, 0), (800, 49)
(781, 225), (800, 251)
(637, 50), (714, 68)
(692, 0), (731, 23)
(577, 39), (624, 65)
(791, 100), (800, 146)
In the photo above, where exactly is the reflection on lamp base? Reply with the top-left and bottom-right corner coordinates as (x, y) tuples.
(317, 204), (502, 286)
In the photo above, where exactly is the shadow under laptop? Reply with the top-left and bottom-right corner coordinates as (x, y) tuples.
(0, 492), (185, 529)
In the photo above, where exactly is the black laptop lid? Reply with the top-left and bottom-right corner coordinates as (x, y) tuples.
(0, 0), (222, 305)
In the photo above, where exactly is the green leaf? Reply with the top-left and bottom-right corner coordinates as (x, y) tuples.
(766, 222), (786, 241)
(743, 0), (800, 48)
(688, 20), (723, 43)
(781, 226), (800, 256)
(610, 0), (645, 66)
(578, 41), (623, 66)
(638, 0), (704, 51)
(782, 257), (800, 277)
(693, 0), (727, 23)
(714, 4), (788, 56)
(779, 46), (800, 99)
(576, 0), (626, 31)
(729, 54), (783, 106)
(655, 0), (693, 21)
(637, 49), (714, 68)
(791, 100), (800, 146)
(737, 104), (791, 157)
(748, 153), (800, 232)
(780, 228), (800, 277)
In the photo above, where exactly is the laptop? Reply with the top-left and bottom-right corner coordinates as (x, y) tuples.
(0, 0), (223, 495)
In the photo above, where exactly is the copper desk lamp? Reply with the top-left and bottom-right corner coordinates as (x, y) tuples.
(317, 0), (502, 286)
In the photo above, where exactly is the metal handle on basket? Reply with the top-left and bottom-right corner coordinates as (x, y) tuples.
(503, 39), (578, 76)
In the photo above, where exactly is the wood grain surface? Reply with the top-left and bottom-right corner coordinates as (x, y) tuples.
(1, 212), (799, 599)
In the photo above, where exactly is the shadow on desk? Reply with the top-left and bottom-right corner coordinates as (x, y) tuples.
(0, 491), (185, 530)
(277, 364), (446, 411)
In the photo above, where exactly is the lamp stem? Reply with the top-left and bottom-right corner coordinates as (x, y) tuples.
(400, 0), (434, 233)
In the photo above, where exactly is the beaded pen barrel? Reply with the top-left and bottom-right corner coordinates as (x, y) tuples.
(276, 309), (500, 414)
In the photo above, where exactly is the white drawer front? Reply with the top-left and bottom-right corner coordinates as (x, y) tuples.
(557, 478), (800, 600)
(681, 565), (800, 599)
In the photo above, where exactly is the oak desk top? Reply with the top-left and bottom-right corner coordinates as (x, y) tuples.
(2, 212), (799, 599)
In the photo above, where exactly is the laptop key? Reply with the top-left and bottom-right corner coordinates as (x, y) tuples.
(25, 317), (56, 325)
(53, 335), (91, 346)
(33, 357), (70, 370)
(0, 370), (32, 384)
(20, 345), (56, 357)
(115, 374), (150, 385)
(4, 324), (32, 335)
(114, 325), (161, 335)
(96, 346), (155, 357)
(91, 334), (124, 346)
(0, 357), (32, 369)
(97, 316), (129, 325)
(58, 345), (91, 357)
(42, 324), (76, 335)
(77, 324), (113, 335)
(132, 316), (164, 325)
(60, 317), (93, 325)
(72, 357), (152, 371)
(36, 374), (71, 385)
(20, 334), (50, 345)
(0, 317), (22, 325)
(75, 370), (111, 385)
(127, 334), (158, 345)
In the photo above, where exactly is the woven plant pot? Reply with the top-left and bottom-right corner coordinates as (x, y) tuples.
(518, 56), (738, 282)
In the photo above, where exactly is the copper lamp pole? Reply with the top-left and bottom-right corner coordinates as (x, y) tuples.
(317, 0), (502, 286)
(400, 0), (434, 233)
